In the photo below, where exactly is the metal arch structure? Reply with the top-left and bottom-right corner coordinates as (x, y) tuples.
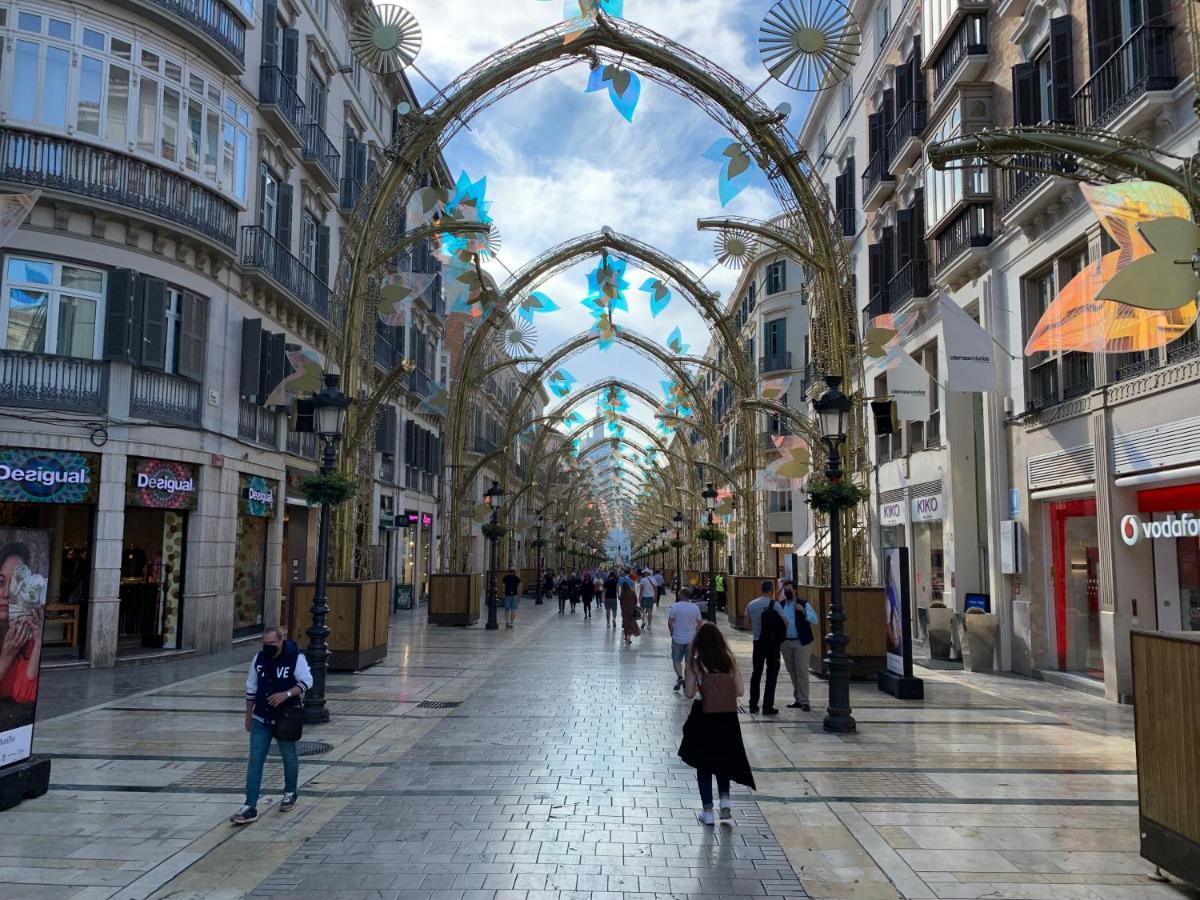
(332, 11), (865, 582)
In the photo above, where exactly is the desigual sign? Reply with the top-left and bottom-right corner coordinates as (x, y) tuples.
(127, 458), (199, 510)
(1120, 513), (1200, 546)
(240, 474), (277, 518)
(0, 449), (100, 504)
(911, 494), (944, 522)
(879, 501), (904, 526)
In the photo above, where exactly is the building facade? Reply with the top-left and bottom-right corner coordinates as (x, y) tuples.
(0, 0), (447, 665)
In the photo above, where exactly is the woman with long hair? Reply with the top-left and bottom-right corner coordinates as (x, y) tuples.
(618, 568), (641, 644)
(678, 621), (755, 824)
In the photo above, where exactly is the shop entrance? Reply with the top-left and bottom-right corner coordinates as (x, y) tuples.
(119, 508), (186, 652)
(1049, 498), (1102, 677)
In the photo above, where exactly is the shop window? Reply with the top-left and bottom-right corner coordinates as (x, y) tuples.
(1, 257), (106, 358)
(1049, 498), (1102, 677)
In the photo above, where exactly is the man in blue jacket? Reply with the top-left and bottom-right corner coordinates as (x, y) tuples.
(230, 626), (312, 825)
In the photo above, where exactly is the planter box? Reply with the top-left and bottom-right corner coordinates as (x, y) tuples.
(428, 573), (482, 626)
(799, 584), (886, 681)
(727, 576), (772, 630)
(518, 568), (539, 595)
(960, 612), (997, 672)
(287, 580), (389, 671)
(927, 606), (955, 660)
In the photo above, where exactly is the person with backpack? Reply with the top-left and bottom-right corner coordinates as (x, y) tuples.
(679, 621), (755, 825)
(779, 585), (819, 711)
(744, 580), (784, 715)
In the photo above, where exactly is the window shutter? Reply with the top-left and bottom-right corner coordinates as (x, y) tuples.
(103, 268), (137, 361)
(260, 330), (285, 407)
(315, 225), (330, 284)
(911, 37), (926, 104)
(376, 405), (396, 454)
(1012, 63), (1038, 126)
(913, 189), (929, 260)
(432, 434), (441, 474)
(896, 207), (914, 271)
(276, 183), (293, 249)
(845, 156), (856, 210)
(257, 164), (268, 230)
(387, 406), (398, 456)
(834, 173), (846, 212)
(1049, 16), (1075, 124)
(261, 0), (278, 65)
(881, 227), (895, 298)
(867, 112), (882, 156)
(177, 292), (207, 382)
(138, 278), (168, 371)
(405, 419), (416, 465)
(354, 141), (367, 183)
(894, 56), (910, 109)
(281, 28), (299, 84)
(881, 88), (895, 126)
(239, 318), (263, 399)
(366, 155), (377, 183)
(868, 243), (883, 302)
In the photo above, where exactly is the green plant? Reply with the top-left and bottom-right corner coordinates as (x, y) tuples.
(481, 522), (508, 540)
(697, 525), (727, 545)
(805, 477), (869, 513)
(298, 471), (357, 507)
(670, 538), (687, 549)
(531, 538), (547, 549)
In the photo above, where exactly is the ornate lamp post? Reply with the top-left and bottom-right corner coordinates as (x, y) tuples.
(673, 510), (684, 593)
(304, 373), (351, 726)
(659, 526), (667, 573)
(813, 375), (856, 734)
(571, 532), (579, 571)
(701, 482), (718, 617)
(557, 524), (565, 572)
(482, 480), (505, 632)
(534, 514), (544, 605)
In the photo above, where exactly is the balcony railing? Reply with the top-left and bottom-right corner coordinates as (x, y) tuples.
(241, 225), (331, 319)
(379, 455), (396, 483)
(759, 352), (792, 374)
(886, 99), (928, 166)
(0, 351), (108, 413)
(862, 148), (895, 200)
(0, 127), (237, 249)
(130, 369), (201, 425)
(1074, 26), (1177, 129)
(889, 259), (931, 307)
(286, 429), (318, 460)
(472, 436), (498, 456)
(866, 288), (892, 323)
(258, 65), (306, 138)
(1167, 339), (1200, 365)
(374, 333), (402, 370)
(1115, 353), (1161, 382)
(934, 14), (987, 97)
(153, 0), (244, 66)
(934, 206), (993, 277)
(301, 121), (340, 186)
(1002, 155), (1076, 215)
(238, 399), (279, 447)
(407, 368), (443, 399)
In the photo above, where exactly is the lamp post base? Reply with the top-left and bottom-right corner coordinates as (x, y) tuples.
(822, 711), (857, 733)
(303, 702), (330, 725)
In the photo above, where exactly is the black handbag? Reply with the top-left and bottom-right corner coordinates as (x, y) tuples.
(272, 703), (304, 742)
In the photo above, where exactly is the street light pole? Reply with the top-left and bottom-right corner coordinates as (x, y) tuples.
(557, 524), (565, 572)
(673, 510), (683, 595)
(534, 514), (544, 605)
(483, 481), (505, 632)
(814, 375), (856, 734)
(701, 482), (718, 621)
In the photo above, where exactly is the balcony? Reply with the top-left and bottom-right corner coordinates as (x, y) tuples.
(887, 100), (928, 173)
(286, 429), (318, 461)
(1001, 155), (1076, 228)
(889, 259), (932, 308)
(0, 127), (237, 251)
(759, 352), (792, 374)
(374, 332), (403, 370)
(301, 121), (340, 193)
(406, 368), (443, 400)
(1073, 25), (1177, 131)
(933, 205), (993, 285)
(241, 226), (331, 320)
(0, 351), (108, 413)
(933, 15), (988, 101)
(258, 65), (306, 147)
(865, 289), (892, 330)
(862, 149), (895, 211)
(115, 0), (244, 73)
(925, 0), (990, 64)
(130, 370), (201, 425)
(238, 399), (279, 447)
(471, 436), (498, 456)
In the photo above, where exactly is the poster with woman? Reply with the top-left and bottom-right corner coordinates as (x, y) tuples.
(884, 547), (910, 677)
(0, 529), (50, 767)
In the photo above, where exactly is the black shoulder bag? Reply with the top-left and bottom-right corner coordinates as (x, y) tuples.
(272, 702), (305, 742)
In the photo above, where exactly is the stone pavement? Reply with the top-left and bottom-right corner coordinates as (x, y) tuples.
(6, 598), (1197, 900)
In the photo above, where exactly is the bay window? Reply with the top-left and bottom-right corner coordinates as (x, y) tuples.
(2, 257), (106, 358)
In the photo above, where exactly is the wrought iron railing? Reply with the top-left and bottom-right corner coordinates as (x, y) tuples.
(866, 288), (892, 323)
(1073, 25), (1176, 129)
(926, 410), (942, 448)
(130, 369), (201, 424)
(887, 100), (928, 167)
(406, 368), (442, 399)
(374, 333), (402, 370)
(862, 148), (894, 199)
(759, 352), (791, 374)
(286, 429), (318, 460)
(934, 206), (993, 276)
(302, 121), (340, 185)
(0, 127), (237, 248)
(0, 350), (108, 413)
(155, 0), (244, 64)
(934, 14), (987, 97)
(241, 225), (331, 319)
(890, 259), (931, 307)
(238, 398), (279, 446)
(1115, 353), (1161, 382)
(1002, 155), (1076, 215)
(472, 436), (498, 455)
(1167, 339), (1200, 365)
(258, 65), (306, 137)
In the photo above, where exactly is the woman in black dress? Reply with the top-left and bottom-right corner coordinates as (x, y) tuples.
(580, 571), (594, 619)
(679, 622), (754, 825)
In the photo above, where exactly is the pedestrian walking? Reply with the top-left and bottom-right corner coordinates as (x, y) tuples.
(679, 621), (755, 825)
(744, 580), (785, 715)
(653, 568), (665, 607)
(569, 571), (581, 614)
(714, 572), (727, 610)
(501, 567), (521, 629)
(580, 571), (595, 619)
(603, 569), (619, 628)
(619, 568), (641, 644)
(638, 568), (657, 628)
(668, 587), (704, 691)
(557, 571), (569, 614)
(230, 627), (311, 825)
(779, 584), (818, 711)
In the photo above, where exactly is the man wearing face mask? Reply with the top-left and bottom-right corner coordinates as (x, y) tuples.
(230, 626), (312, 825)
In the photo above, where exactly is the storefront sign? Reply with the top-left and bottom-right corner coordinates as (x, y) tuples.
(1120, 512), (1200, 546)
(421, 513), (433, 527)
(770, 542), (794, 550)
(0, 527), (51, 766)
(127, 458), (198, 510)
(879, 500), (904, 526)
(240, 474), (276, 518)
(911, 494), (944, 522)
(0, 448), (100, 505)
(404, 509), (420, 526)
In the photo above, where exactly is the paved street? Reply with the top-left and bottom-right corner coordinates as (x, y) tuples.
(9, 601), (1195, 900)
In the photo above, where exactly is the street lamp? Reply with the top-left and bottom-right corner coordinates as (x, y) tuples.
(483, 480), (505, 632)
(813, 374), (855, 734)
(701, 482), (718, 618)
(571, 532), (579, 571)
(304, 373), (351, 726)
(534, 514), (544, 605)
(557, 524), (565, 572)
(659, 525), (667, 573)
(672, 510), (684, 594)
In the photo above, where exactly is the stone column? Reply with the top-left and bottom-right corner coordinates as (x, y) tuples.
(88, 452), (128, 668)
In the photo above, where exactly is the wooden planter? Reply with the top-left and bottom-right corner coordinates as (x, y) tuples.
(798, 584), (886, 681)
(727, 576), (772, 630)
(518, 568), (539, 595)
(1131, 631), (1200, 889)
(428, 573), (482, 626)
(287, 580), (389, 672)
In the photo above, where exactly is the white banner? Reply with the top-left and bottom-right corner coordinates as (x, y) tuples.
(939, 296), (996, 392)
(886, 350), (931, 422)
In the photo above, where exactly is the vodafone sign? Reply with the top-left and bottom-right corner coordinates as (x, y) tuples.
(1120, 513), (1200, 546)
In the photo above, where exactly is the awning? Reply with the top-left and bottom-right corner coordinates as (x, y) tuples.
(794, 529), (831, 558)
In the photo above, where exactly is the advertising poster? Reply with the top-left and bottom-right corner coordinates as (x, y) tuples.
(0, 528), (51, 767)
(884, 546), (913, 677)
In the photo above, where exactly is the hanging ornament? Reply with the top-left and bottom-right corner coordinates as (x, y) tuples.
(495, 315), (538, 355)
(759, 0), (861, 92)
(349, 5), (422, 74)
(714, 229), (760, 269)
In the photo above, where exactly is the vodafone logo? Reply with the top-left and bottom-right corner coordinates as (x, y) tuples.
(1120, 514), (1141, 546)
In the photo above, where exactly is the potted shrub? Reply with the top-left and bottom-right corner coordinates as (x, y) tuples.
(926, 600), (955, 660)
(961, 607), (998, 673)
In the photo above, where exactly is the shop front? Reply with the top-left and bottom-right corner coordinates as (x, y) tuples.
(1121, 483), (1200, 634)
(879, 499), (905, 550)
(911, 492), (945, 611)
(399, 509), (434, 603)
(1048, 497), (1102, 678)
(0, 447), (99, 660)
(121, 458), (195, 654)
(233, 474), (278, 637)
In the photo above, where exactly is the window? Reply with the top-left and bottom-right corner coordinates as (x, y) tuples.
(306, 67), (326, 129)
(841, 78), (853, 119)
(260, 167), (280, 234)
(164, 288), (184, 374)
(1, 257), (105, 358)
(300, 212), (320, 271)
(905, 341), (939, 452)
(875, 0), (890, 51)
(766, 260), (787, 295)
(1023, 245), (1094, 410)
(768, 490), (793, 513)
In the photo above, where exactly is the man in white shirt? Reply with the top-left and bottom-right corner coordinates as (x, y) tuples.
(638, 568), (658, 628)
(667, 587), (704, 691)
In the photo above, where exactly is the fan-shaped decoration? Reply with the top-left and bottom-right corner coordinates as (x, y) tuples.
(350, 5), (422, 75)
(714, 229), (759, 269)
(496, 315), (537, 355)
(759, 0), (861, 92)
(468, 222), (503, 260)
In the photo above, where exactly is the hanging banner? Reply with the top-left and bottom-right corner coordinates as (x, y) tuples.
(939, 296), (996, 392)
(0, 528), (51, 767)
(886, 351), (931, 422)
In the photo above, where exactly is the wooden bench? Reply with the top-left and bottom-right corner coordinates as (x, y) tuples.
(44, 604), (80, 647)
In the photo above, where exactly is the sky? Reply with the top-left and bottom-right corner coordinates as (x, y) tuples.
(400, 0), (814, 535)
